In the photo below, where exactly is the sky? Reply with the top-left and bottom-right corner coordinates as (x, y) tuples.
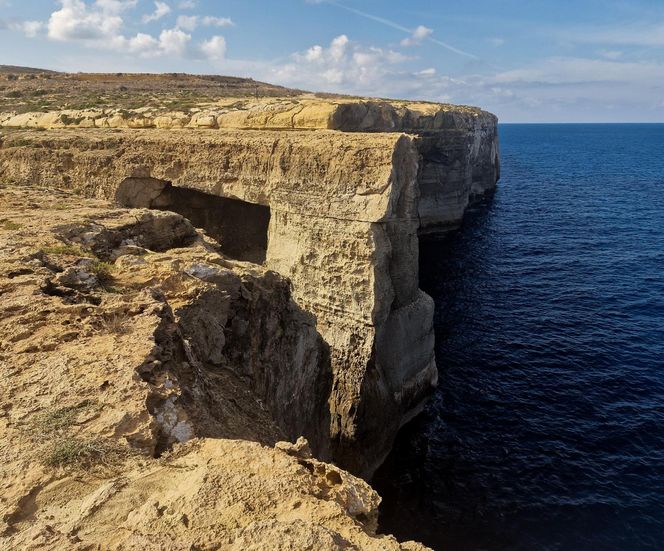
(1, 0), (664, 122)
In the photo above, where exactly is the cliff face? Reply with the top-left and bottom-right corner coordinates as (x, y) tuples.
(416, 111), (500, 234)
(0, 186), (428, 550)
(0, 95), (499, 477)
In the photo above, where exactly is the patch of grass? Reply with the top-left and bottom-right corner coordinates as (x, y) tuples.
(89, 260), (115, 286)
(1, 220), (22, 230)
(42, 244), (93, 257)
(95, 311), (131, 334)
(6, 138), (33, 148)
(32, 400), (96, 434)
(42, 438), (119, 468)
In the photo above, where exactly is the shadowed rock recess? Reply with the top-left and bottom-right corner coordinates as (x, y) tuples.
(0, 72), (498, 548)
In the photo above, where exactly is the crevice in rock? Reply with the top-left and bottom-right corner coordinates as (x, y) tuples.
(133, 268), (333, 461)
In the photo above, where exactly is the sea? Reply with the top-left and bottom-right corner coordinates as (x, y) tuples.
(374, 124), (664, 551)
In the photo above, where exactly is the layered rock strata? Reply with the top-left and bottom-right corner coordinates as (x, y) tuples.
(0, 186), (428, 550)
(0, 97), (499, 476)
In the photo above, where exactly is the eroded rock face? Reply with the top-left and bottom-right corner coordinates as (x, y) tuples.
(0, 95), (499, 476)
(0, 186), (331, 455)
(0, 187), (432, 550)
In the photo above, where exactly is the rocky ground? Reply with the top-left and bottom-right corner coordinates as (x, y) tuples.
(0, 185), (428, 550)
(0, 66), (301, 114)
(0, 66), (483, 131)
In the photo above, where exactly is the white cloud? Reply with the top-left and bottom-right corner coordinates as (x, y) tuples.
(176, 14), (234, 31)
(19, 20), (44, 37)
(95, 0), (137, 14)
(178, 0), (195, 8)
(201, 16), (234, 27)
(200, 35), (226, 60)
(558, 22), (664, 48)
(42, 0), (218, 59)
(2, 20), (45, 37)
(400, 25), (432, 47)
(48, 0), (124, 41)
(599, 50), (623, 60)
(303, 45), (323, 62)
(492, 56), (664, 85)
(273, 34), (418, 93)
(157, 27), (189, 55)
(329, 34), (348, 61)
(142, 1), (171, 24)
(176, 14), (198, 31)
(262, 33), (664, 122)
(123, 32), (158, 53)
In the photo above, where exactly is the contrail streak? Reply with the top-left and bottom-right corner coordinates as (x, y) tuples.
(322, 0), (479, 60)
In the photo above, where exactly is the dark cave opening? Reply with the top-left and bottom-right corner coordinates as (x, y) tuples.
(116, 178), (270, 264)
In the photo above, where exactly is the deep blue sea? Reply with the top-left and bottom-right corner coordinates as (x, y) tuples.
(374, 124), (664, 551)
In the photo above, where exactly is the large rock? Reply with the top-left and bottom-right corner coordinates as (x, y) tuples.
(0, 96), (499, 476)
(0, 186), (430, 550)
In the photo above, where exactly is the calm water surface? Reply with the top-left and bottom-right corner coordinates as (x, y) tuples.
(374, 124), (664, 551)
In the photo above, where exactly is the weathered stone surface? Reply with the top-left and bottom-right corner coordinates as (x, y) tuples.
(0, 94), (499, 476)
(0, 129), (427, 474)
(1, 186), (431, 550)
(0, 97), (499, 233)
(0, 97), (492, 133)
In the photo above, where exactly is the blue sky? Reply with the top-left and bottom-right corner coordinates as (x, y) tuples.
(1, 0), (664, 122)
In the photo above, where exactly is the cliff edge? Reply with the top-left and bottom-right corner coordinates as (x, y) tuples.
(0, 71), (500, 479)
(0, 186), (428, 550)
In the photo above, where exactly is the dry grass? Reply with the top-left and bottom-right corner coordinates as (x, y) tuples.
(5, 138), (33, 148)
(42, 438), (122, 468)
(88, 260), (115, 286)
(42, 243), (93, 257)
(95, 311), (131, 334)
(31, 400), (96, 434)
(1, 220), (22, 230)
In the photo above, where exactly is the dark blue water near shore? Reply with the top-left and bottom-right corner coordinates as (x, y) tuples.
(374, 124), (664, 551)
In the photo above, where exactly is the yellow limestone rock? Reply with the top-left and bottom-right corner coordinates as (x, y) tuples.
(0, 94), (499, 476)
(0, 186), (430, 550)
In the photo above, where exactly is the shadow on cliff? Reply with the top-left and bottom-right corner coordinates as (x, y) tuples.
(372, 189), (499, 551)
(115, 178), (336, 460)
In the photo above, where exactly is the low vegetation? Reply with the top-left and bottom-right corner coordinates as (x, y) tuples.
(32, 401), (125, 469)
(88, 260), (115, 286)
(42, 243), (93, 257)
(42, 438), (120, 468)
(5, 138), (33, 148)
(95, 311), (131, 334)
(1, 220), (22, 230)
(31, 399), (96, 434)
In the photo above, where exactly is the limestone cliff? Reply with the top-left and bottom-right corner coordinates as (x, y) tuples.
(0, 186), (429, 550)
(0, 77), (499, 477)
